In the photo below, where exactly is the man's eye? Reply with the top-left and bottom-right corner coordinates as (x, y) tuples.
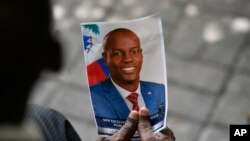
(131, 48), (142, 55)
(112, 51), (122, 56)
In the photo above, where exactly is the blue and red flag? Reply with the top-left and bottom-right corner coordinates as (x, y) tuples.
(82, 24), (109, 86)
(87, 58), (109, 86)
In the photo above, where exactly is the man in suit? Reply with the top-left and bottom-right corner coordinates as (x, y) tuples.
(90, 28), (166, 130)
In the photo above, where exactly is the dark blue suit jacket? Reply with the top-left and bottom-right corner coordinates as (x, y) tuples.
(90, 78), (165, 120)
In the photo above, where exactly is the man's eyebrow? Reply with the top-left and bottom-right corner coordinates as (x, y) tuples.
(110, 48), (123, 52)
(131, 46), (140, 48)
(130, 46), (141, 50)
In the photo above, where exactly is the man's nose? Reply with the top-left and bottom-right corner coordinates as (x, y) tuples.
(123, 52), (133, 63)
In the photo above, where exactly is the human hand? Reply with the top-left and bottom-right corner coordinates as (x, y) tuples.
(97, 107), (175, 141)
(97, 110), (138, 141)
(138, 107), (175, 141)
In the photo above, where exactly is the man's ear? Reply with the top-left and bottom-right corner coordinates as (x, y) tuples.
(102, 52), (107, 65)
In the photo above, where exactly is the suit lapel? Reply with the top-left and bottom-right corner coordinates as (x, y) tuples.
(141, 82), (155, 113)
(103, 78), (130, 119)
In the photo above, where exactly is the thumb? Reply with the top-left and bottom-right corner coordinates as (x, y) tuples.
(111, 110), (139, 140)
(138, 107), (156, 141)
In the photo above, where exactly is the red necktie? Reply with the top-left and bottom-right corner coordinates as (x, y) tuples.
(127, 93), (139, 111)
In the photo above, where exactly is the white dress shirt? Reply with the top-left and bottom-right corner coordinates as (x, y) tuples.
(110, 77), (146, 110)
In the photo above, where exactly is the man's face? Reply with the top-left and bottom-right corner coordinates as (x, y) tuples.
(103, 31), (143, 86)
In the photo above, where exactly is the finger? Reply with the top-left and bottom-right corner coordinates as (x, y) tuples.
(138, 107), (156, 141)
(154, 127), (176, 141)
(159, 127), (175, 141)
(155, 132), (175, 141)
(112, 110), (139, 141)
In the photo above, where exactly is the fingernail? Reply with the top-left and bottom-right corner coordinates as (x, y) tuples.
(140, 107), (149, 116)
(129, 110), (139, 119)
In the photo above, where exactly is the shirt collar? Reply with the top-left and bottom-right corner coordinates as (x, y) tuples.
(110, 77), (141, 99)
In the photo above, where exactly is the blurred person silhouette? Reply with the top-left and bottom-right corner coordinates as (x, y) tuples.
(0, 0), (58, 124)
(0, 0), (175, 141)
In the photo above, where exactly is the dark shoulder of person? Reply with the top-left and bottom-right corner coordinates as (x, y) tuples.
(25, 104), (82, 141)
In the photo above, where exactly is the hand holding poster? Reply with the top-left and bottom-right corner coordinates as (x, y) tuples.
(81, 14), (168, 139)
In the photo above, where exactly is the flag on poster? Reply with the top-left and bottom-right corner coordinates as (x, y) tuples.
(81, 14), (168, 139)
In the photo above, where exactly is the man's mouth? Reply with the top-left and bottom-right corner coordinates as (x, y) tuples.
(122, 67), (135, 73)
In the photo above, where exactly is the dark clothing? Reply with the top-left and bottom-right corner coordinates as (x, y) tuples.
(25, 104), (82, 141)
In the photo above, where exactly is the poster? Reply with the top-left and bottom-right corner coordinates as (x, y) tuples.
(81, 14), (168, 139)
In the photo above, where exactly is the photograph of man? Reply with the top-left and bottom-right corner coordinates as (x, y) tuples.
(90, 28), (166, 125)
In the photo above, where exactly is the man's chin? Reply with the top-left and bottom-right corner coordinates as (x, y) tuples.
(121, 77), (138, 85)
(122, 80), (134, 85)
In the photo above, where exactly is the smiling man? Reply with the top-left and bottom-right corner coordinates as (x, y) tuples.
(90, 28), (166, 136)
(103, 28), (143, 92)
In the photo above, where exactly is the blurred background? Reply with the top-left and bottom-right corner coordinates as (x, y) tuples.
(28, 0), (250, 141)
